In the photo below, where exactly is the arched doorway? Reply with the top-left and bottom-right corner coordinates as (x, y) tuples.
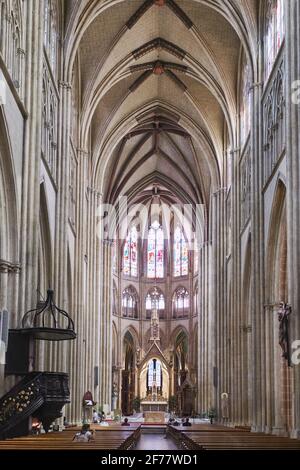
(121, 331), (136, 415)
(266, 179), (293, 433)
(173, 329), (190, 414)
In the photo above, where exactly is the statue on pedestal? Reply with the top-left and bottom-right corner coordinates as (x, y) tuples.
(112, 382), (118, 411)
(82, 391), (96, 423)
(221, 392), (229, 421)
(278, 302), (291, 365)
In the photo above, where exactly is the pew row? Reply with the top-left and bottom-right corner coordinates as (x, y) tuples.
(0, 425), (141, 450)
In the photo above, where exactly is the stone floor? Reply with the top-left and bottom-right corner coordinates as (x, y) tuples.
(135, 433), (179, 450)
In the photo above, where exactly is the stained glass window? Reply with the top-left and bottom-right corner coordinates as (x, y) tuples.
(148, 360), (154, 387)
(264, 0), (284, 80)
(194, 238), (199, 274)
(44, 1), (58, 74)
(240, 52), (251, 146)
(147, 223), (164, 278)
(194, 283), (198, 315)
(123, 226), (138, 277)
(147, 359), (162, 388)
(156, 361), (162, 387)
(122, 287), (138, 318)
(174, 226), (188, 277)
(146, 294), (152, 310)
(112, 242), (117, 274)
(113, 282), (117, 315)
(173, 287), (189, 318)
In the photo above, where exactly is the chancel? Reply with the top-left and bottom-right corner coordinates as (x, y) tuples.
(139, 292), (169, 416)
(0, 0), (300, 452)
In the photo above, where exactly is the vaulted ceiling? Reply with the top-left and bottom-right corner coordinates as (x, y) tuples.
(64, 0), (258, 212)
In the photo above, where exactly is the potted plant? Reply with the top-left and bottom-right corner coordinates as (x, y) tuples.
(208, 408), (216, 424)
(132, 396), (141, 413)
(113, 409), (122, 422)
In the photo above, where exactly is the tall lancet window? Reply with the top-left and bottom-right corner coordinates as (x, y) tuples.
(44, 0), (58, 74)
(174, 226), (188, 277)
(147, 359), (162, 390)
(123, 226), (138, 277)
(240, 51), (251, 146)
(264, 0), (284, 80)
(147, 221), (164, 278)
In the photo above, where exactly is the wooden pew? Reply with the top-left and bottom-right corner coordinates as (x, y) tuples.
(0, 425), (141, 450)
(181, 430), (300, 450)
(167, 423), (250, 447)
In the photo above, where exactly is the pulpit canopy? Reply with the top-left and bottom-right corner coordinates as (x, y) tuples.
(21, 290), (76, 341)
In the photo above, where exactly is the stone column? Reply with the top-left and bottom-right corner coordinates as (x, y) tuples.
(99, 239), (113, 410)
(285, 0), (300, 439)
(250, 51), (264, 431)
(198, 239), (212, 417)
(18, 0), (44, 316)
(211, 188), (227, 422)
(53, 79), (72, 377)
(69, 148), (89, 424)
(0, 261), (20, 395)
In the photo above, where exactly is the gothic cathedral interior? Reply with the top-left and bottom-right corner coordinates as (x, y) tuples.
(0, 0), (300, 452)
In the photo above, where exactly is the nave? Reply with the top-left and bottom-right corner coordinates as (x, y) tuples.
(1, 422), (300, 451)
(1, 0), (300, 449)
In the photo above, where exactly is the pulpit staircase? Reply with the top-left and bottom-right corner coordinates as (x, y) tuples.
(0, 371), (70, 439)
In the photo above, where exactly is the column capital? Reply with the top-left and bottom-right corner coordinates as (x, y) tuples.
(212, 187), (227, 196)
(77, 148), (89, 157)
(102, 239), (114, 247)
(229, 147), (240, 155)
(0, 259), (21, 273)
(249, 81), (263, 91)
(58, 81), (72, 90)
(264, 302), (284, 310)
(17, 48), (26, 56)
(240, 325), (252, 334)
(87, 186), (102, 200)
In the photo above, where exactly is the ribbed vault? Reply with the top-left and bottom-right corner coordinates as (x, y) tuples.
(65, 0), (256, 230)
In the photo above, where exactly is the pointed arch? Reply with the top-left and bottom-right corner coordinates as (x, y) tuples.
(122, 285), (139, 318)
(266, 177), (286, 301)
(0, 108), (19, 263)
(265, 177), (293, 433)
(122, 329), (137, 414)
(172, 286), (190, 318)
(241, 233), (252, 424)
(123, 325), (140, 350)
(112, 321), (118, 367)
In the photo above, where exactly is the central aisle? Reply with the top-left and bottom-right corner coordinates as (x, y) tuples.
(135, 433), (179, 450)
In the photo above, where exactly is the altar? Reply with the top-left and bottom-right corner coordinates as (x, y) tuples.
(141, 401), (168, 412)
(143, 411), (166, 423)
